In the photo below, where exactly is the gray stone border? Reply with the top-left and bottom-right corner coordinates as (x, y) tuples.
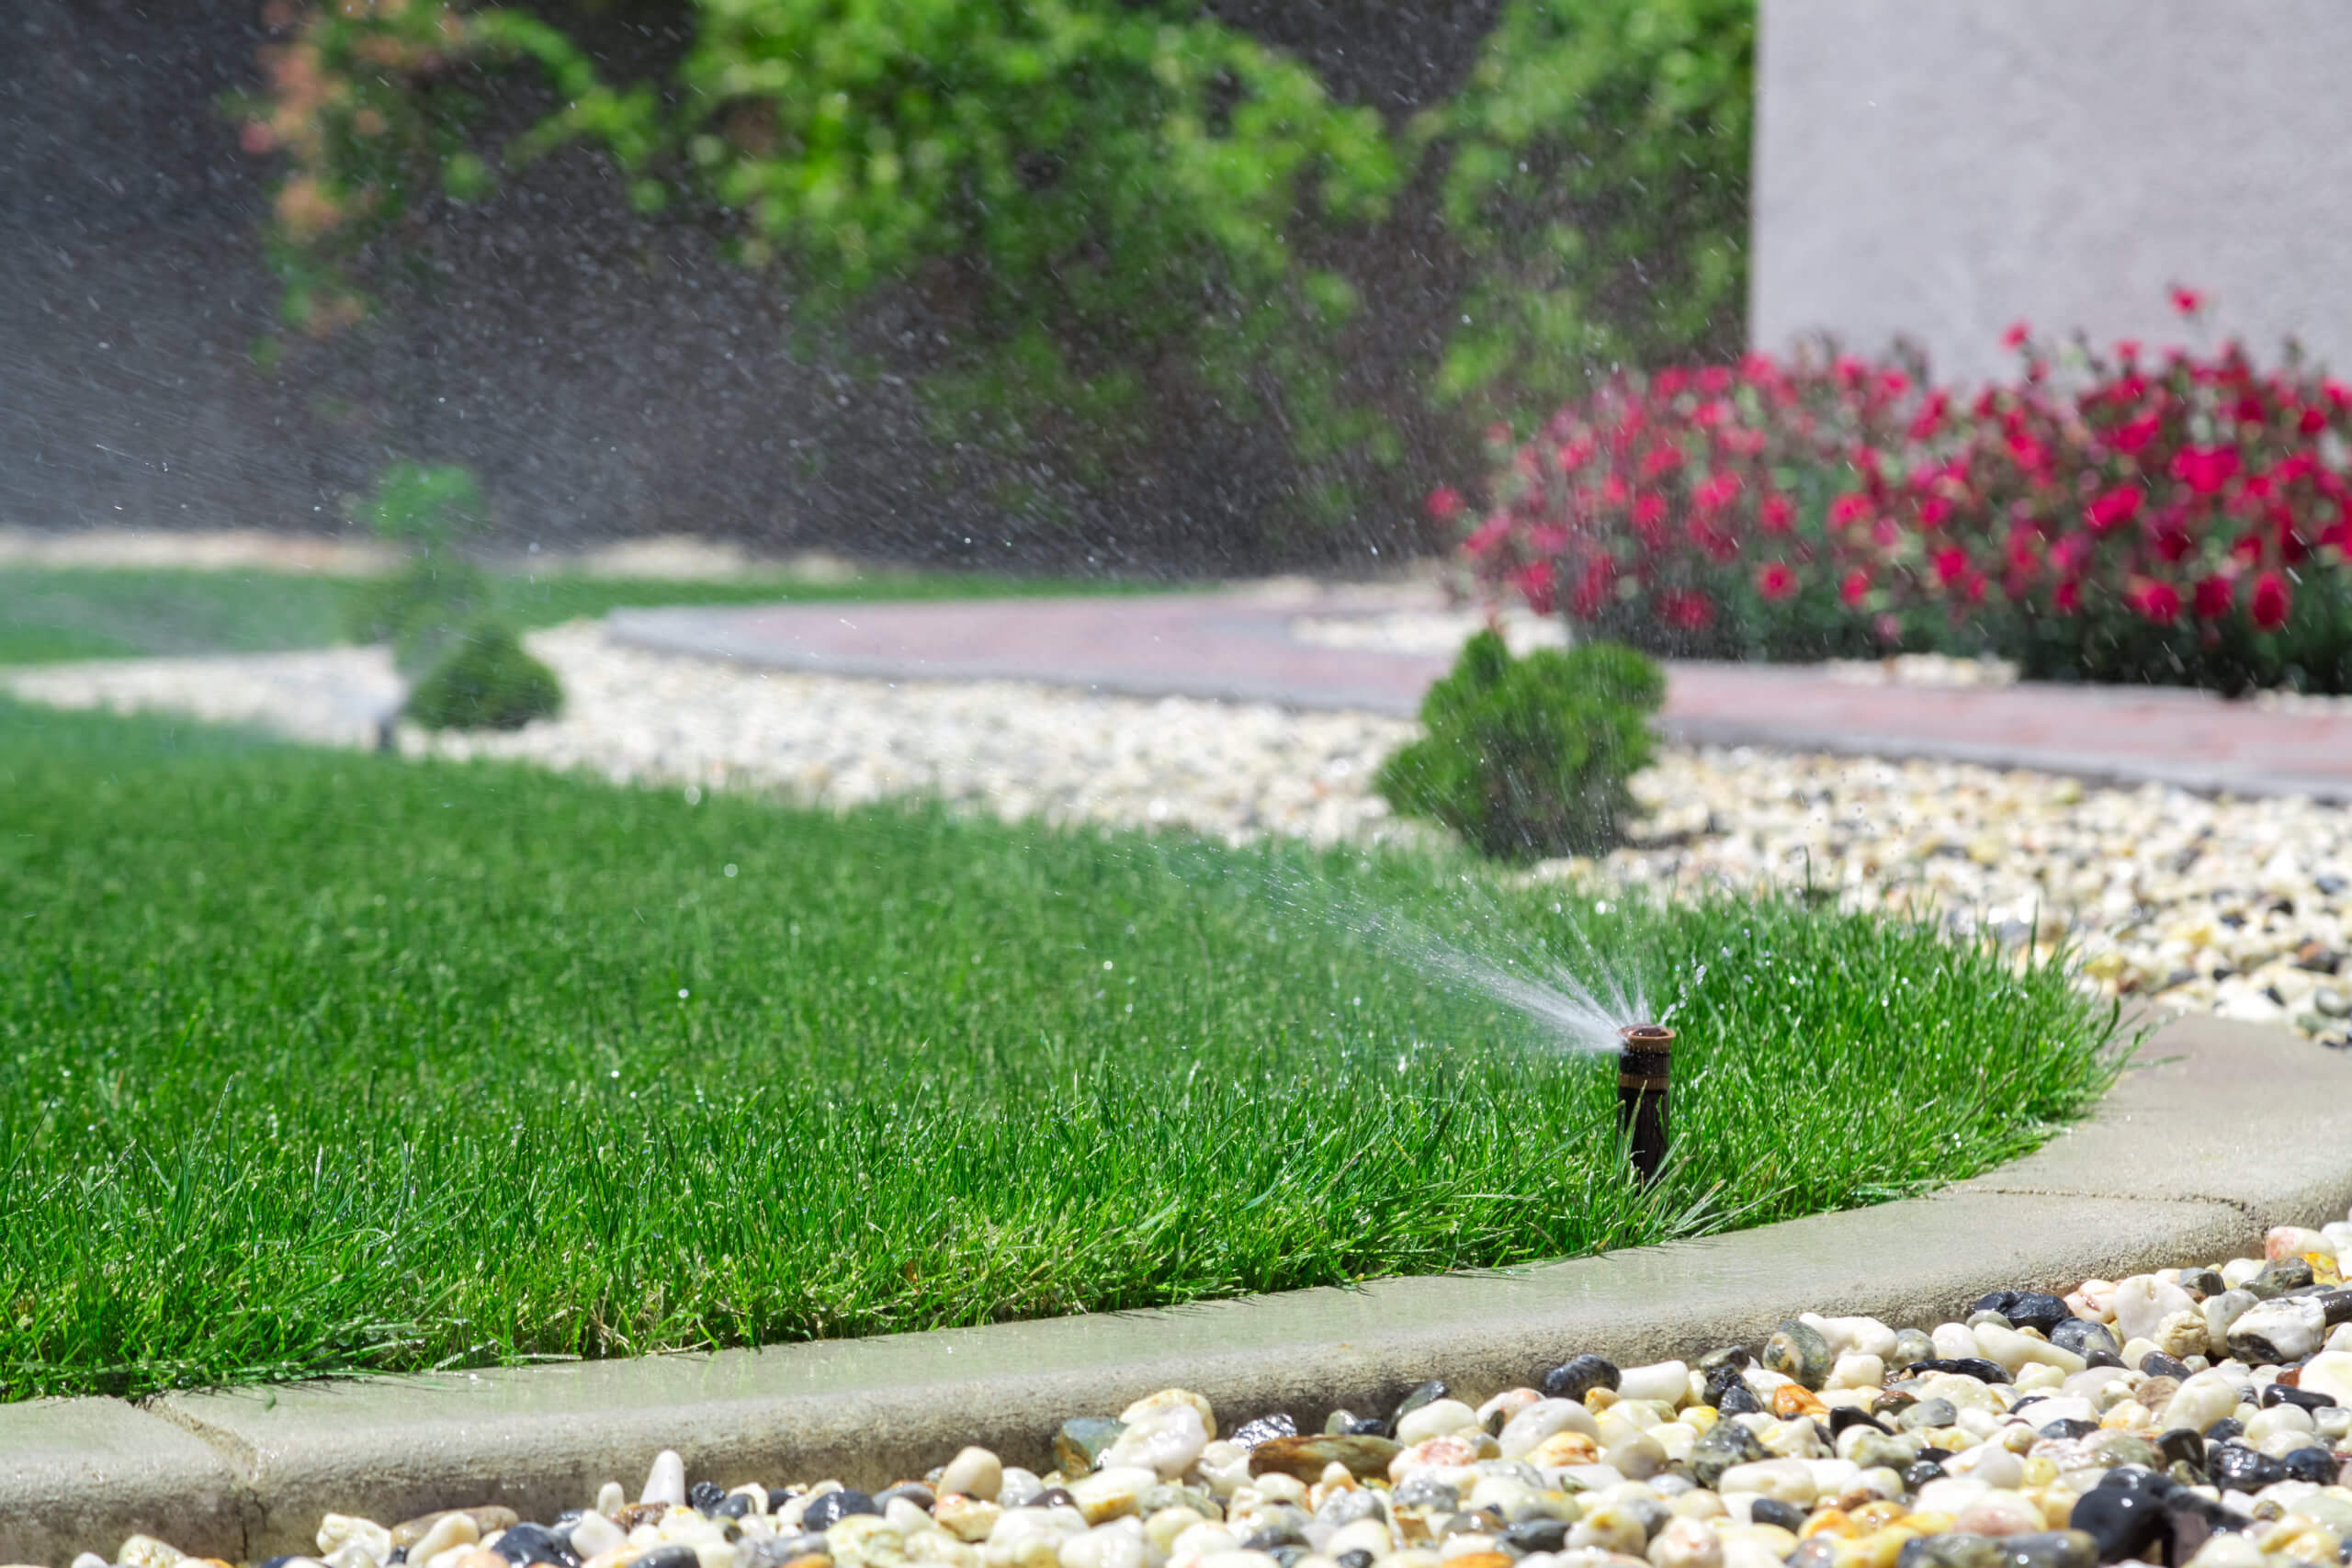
(5, 1013), (2347, 1565)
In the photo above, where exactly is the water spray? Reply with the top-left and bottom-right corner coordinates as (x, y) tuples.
(1615, 1023), (1673, 1184)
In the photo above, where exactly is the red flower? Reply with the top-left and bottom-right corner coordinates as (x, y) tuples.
(2300, 405), (2328, 436)
(1425, 486), (1464, 523)
(1515, 559), (1557, 616)
(1555, 441), (1594, 474)
(2171, 287), (2206, 317)
(1692, 470), (1741, 513)
(1569, 558), (1617, 619)
(1658, 589), (1714, 631)
(1461, 515), (1511, 558)
(1840, 568), (1871, 608)
(2085, 483), (2145, 534)
(1828, 492), (1873, 528)
(2053, 579), (2083, 615)
(2192, 575), (2235, 620)
(2251, 570), (2292, 630)
(1759, 492), (1795, 534)
(1755, 560), (1799, 602)
(2002, 321), (2030, 350)
(1932, 547), (1970, 586)
(1640, 445), (1683, 479)
(2171, 445), (2240, 496)
(2113, 412), (2162, 455)
(2130, 579), (2183, 625)
(2116, 339), (2142, 363)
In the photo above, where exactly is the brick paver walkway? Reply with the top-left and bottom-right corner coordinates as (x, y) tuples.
(605, 588), (2352, 802)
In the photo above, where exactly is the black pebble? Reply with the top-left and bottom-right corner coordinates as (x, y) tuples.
(1336, 1554), (1374, 1568)
(1972, 1291), (2071, 1335)
(2154, 1428), (2208, 1473)
(1033, 1488), (1079, 1510)
(1231, 1414), (1299, 1448)
(1243, 1527), (1310, 1551)
(1504, 1518), (1573, 1555)
(1717, 1383), (1764, 1416)
(1900, 1457), (1947, 1490)
(2203, 1417), (2245, 1442)
(489, 1525), (576, 1568)
(1392, 1380), (1449, 1425)
(1342, 1415), (1394, 1438)
(1905, 1356), (2012, 1383)
(2070, 1483), (2170, 1563)
(766, 1489), (798, 1515)
(690, 1481), (728, 1514)
(629, 1549), (701, 1568)
(800, 1491), (881, 1531)
(2260, 1382), (2337, 1412)
(1828, 1407), (1890, 1437)
(1540, 1355), (1620, 1403)
(1750, 1499), (1808, 1533)
(2280, 1447), (2340, 1485)
(2140, 1352), (2193, 1380)
(2039, 1417), (2101, 1440)
(2208, 1443), (2286, 1491)
(2049, 1319), (2120, 1359)
(713, 1495), (754, 1522)
(1270, 1550), (1308, 1568)
(2179, 1269), (2226, 1300)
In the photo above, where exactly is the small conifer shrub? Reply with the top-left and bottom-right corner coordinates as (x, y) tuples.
(403, 621), (563, 732)
(1376, 630), (1663, 862)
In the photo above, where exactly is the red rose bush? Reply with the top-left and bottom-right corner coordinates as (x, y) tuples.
(1447, 297), (2352, 694)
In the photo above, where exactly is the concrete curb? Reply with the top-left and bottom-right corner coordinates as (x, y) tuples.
(5, 1014), (2347, 1564)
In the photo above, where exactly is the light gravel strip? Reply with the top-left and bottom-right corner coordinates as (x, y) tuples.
(6, 624), (2349, 1044)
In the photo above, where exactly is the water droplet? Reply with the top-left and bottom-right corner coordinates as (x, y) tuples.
(723, 863), (738, 877)
(677, 987), (690, 999)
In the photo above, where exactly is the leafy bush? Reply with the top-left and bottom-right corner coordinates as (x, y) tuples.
(1377, 630), (1663, 862)
(237, 0), (1754, 547)
(403, 621), (563, 731)
(343, 462), (494, 676)
(1450, 295), (2352, 692)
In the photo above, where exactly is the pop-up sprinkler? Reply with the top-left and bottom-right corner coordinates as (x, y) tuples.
(1616, 1023), (1673, 1184)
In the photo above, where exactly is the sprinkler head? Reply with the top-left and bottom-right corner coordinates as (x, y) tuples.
(1616, 1023), (1674, 1185)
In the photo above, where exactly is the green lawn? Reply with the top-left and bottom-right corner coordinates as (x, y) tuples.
(0, 565), (1164, 665)
(0, 699), (2122, 1400)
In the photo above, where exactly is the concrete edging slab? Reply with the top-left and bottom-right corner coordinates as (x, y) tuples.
(6, 1013), (2347, 1563)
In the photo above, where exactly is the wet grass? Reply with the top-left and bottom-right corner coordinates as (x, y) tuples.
(0, 699), (2123, 1400)
(0, 565), (1169, 665)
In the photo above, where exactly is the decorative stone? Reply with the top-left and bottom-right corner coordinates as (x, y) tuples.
(1247, 1435), (1400, 1483)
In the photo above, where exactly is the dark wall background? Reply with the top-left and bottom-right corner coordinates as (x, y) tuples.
(0, 1), (1505, 574)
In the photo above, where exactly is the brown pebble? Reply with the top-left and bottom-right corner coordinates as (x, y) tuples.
(1445, 1554), (1514, 1568)
(391, 1510), (519, 1550)
(611, 1503), (672, 1532)
(1773, 1384), (1828, 1419)
(1247, 1433), (1401, 1482)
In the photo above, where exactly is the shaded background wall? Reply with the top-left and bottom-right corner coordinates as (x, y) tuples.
(0, 1), (1511, 574)
(1750, 0), (2352, 383)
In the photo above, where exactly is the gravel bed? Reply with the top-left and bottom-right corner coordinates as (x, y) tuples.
(7, 624), (2348, 1046)
(57, 1224), (2352, 1568)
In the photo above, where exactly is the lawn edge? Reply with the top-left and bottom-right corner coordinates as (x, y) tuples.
(5, 1011), (2344, 1563)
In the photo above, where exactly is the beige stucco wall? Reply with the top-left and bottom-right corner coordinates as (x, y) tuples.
(1750, 0), (2352, 383)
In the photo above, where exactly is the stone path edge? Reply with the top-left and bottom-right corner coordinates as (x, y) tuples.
(5, 1013), (2346, 1565)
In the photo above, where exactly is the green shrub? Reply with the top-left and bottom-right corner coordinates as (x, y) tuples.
(342, 462), (493, 676)
(403, 621), (563, 731)
(240, 1), (1754, 552)
(1377, 631), (1663, 862)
